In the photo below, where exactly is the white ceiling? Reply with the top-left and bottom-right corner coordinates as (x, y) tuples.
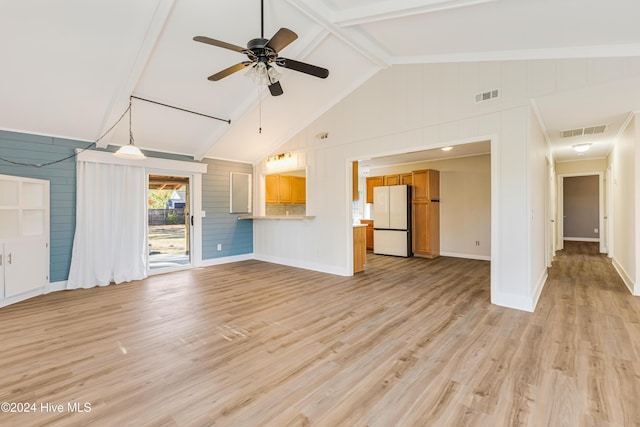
(360, 140), (491, 170)
(1, 0), (640, 164)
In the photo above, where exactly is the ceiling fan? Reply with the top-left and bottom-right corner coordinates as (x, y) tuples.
(193, 0), (329, 96)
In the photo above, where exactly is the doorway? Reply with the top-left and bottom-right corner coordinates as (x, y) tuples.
(558, 173), (605, 253)
(147, 174), (191, 271)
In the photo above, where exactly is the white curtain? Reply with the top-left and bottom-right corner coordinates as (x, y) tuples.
(67, 161), (147, 289)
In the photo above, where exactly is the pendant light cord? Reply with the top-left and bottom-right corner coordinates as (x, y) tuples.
(129, 99), (134, 145)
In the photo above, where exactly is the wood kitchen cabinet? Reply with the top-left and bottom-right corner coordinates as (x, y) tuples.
(265, 175), (279, 204)
(365, 176), (383, 203)
(353, 225), (366, 273)
(360, 219), (374, 251)
(367, 174), (413, 202)
(352, 161), (359, 201)
(400, 173), (413, 185)
(266, 174), (305, 204)
(411, 169), (440, 258)
(278, 176), (292, 203)
(291, 176), (306, 204)
(383, 174), (400, 185)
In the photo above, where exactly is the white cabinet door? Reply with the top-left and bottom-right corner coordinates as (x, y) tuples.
(373, 186), (389, 229)
(0, 174), (50, 304)
(4, 238), (47, 298)
(389, 185), (408, 230)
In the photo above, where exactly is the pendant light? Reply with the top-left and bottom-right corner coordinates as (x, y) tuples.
(114, 99), (146, 159)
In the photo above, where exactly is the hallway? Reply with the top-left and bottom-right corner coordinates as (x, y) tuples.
(528, 241), (640, 425)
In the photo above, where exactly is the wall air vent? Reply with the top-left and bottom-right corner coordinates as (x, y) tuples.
(561, 125), (607, 138)
(475, 89), (499, 103)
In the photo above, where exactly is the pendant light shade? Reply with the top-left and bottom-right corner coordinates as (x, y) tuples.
(114, 143), (145, 159)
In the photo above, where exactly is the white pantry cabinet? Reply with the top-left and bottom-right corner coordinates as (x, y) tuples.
(0, 174), (49, 305)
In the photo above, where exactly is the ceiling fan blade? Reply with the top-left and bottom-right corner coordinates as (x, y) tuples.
(208, 62), (252, 81)
(193, 36), (246, 53)
(265, 28), (298, 53)
(277, 58), (329, 79)
(268, 81), (283, 96)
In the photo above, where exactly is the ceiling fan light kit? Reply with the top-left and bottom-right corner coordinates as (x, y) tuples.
(193, 0), (329, 97)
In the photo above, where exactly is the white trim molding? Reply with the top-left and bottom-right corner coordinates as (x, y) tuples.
(199, 253), (255, 268)
(76, 149), (207, 173)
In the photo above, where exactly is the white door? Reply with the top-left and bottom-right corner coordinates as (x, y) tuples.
(389, 185), (408, 230)
(4, 238), (47, 297)
(373, 186), (389, 229)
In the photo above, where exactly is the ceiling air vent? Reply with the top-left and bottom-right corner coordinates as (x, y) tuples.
(475, 89), (499, 103)
(561, 125), (607, 138)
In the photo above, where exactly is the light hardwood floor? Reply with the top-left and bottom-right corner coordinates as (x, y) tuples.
(1, 242), (639, 426)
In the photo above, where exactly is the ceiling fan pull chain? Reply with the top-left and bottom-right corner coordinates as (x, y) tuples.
(258, 84), (263, 134)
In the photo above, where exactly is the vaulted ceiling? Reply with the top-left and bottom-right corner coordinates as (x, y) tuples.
(1, 0), (639, 164)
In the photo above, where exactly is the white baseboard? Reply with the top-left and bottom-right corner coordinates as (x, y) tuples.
(563, 237), (599, 242)
(198, 253), (254, 267)
(612, 257), (635, 295)
(491, 290), (535, 312)
(531, 269), (548, 311)
(48, 281), (68, 292)
(0, 287), (46, 308)
(439, 251), (491, 261)
(253, 254), (350, 276)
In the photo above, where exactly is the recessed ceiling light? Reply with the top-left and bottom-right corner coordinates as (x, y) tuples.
(441, 146), (453, 151)
(573, 143), (591, 153)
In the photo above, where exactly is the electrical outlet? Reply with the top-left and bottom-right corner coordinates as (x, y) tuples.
(217, 244), (222, 251)
(475, 241), (480, 246)
(594, 228), (598, 233)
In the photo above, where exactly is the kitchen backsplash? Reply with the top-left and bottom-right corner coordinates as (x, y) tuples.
(266, 204), (306, 216)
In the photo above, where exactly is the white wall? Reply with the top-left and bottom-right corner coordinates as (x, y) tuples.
(528, 108), (551, 307)
(607, 114), (638, 294)
(368, 154), (491, 260)
(254, 58), (640, 312)
(556, 158), (607, 175)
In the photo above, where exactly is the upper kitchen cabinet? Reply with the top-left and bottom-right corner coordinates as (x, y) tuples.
(400, 173), (413, 185)
(265, 170), (307, 215)
(383, 175), (400, 186)
(365, 176), (384, 203)
(412, 169), (439, 201)
(291, 176), (306, 204)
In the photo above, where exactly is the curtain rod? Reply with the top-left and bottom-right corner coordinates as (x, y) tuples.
(130, 95), (231, 124)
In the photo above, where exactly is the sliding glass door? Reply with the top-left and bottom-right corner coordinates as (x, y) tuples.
(147, 174), (191, 271)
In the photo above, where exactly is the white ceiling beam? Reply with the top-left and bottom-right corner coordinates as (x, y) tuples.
(392, 43), (640, 65)
(334, 0), (497, 27)
(95, 0), (175, 148)
(285, 0), (391, 69)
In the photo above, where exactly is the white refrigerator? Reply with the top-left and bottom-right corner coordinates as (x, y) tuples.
(373, 185), (412, 257)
